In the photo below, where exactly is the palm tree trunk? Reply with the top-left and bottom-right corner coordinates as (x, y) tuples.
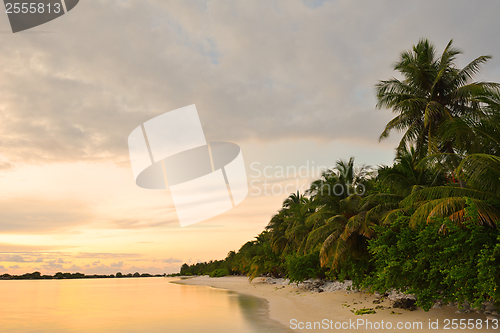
(444, 142), (466, 188)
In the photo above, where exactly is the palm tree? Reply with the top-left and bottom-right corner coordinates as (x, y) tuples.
(307, 157), (374, 200)
(378, 145), (447, 196)
(455, 104), (500, 194)
(304, 194), (377, 268)
(376, 39), (499, 166)
(266, 191), (314, 257)
(298, 158), (378, 268)
(393, 101), (500, 228)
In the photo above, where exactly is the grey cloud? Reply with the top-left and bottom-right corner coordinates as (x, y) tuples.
(0, 162), (14, 170)
(157, 257), (182, 264)
(0, 265), (6, 272)
(83, 263), (127, 275)
(42, 260), (64, 271)
(69, 264), (82, 271)
(110, 261), (124, 268)
(0, 254), (26, 262)
(0, 1), (498, 169)
(9, 265), (21, 269)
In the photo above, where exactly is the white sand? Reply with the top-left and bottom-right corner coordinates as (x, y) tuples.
(173, 276), (498, 332)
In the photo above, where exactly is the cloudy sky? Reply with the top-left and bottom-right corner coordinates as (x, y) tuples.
(1, 0), (500, 275)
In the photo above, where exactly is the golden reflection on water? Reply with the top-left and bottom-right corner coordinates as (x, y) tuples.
(0, 277), (289, 333)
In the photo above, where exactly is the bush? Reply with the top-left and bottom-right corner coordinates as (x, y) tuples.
(363, 200), (500, 310)
(209, 268), (229, 278)
(285, 252), (322, 283)
(326, 250), (372, 287)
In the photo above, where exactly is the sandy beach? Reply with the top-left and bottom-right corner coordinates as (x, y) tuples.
(173, 276), (498, 332)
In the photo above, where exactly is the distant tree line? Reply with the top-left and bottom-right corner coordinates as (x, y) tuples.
(0, 271), (165, 280)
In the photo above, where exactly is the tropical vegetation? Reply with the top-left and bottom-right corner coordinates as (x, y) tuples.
(180, 39), (500, 311)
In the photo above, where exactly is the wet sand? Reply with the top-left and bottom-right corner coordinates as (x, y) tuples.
(173, 276), (498, 332)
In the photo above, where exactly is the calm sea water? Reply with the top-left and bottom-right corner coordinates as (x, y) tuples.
(0, 277), (291, 333)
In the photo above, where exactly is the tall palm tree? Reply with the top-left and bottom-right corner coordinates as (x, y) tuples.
(376, 39), (499, 165)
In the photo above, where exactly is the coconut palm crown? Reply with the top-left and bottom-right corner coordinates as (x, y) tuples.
(376, 38), (500, 161)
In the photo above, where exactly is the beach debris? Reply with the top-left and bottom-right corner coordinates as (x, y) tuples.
(485, 304), (498, 312)
(432, 301), (443, 309)
(391, 298), (417, 311)
(266, 278), (290, 285)
(461, 302), (471, 311)
(486, 315), (500, 321)
(385, 290), (417, 311)
(387, 290), (416, 301)
(390, 311), (402, 315)
(353, 308), (376, 315)
(265, 278), (355, 293)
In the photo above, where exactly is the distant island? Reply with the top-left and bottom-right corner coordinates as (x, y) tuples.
(0, 271), (165, 280)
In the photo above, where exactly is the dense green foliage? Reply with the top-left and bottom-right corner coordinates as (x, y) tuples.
(364, 200), (500, 310)
(285, 252), (323, 283)
(180, 39), (500, 309)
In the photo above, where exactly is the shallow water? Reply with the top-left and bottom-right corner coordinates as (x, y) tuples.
(0, 277), (291, 333)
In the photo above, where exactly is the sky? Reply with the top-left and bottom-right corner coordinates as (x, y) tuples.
(1, 0), (500, 275)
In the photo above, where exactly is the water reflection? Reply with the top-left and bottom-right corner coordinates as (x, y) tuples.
(0, 278), (290, 333)
(231, 292), (292, 333)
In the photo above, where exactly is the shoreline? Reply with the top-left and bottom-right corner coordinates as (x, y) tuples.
(173, 276), (498, 332)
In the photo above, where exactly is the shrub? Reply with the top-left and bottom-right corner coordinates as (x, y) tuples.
(363, 200), (500, 310)
(209, 268), (229, 278)
(285, 252), (322, 283)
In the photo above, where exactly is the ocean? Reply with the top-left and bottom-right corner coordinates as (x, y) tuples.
(0, 277), (291, 333)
